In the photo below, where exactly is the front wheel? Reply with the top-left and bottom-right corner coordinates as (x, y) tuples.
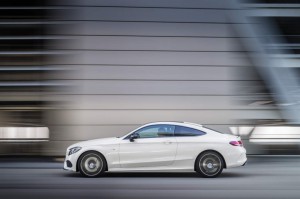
(78, 152), (106, 177)
(195, 151), (224, 178)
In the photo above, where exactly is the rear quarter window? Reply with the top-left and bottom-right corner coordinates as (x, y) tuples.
(175, 126), (206, 136)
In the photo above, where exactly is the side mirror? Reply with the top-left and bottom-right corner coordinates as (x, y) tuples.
(129, 134), (139, 142)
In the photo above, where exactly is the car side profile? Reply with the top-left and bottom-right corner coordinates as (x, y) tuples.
(64, 122), (247, 178)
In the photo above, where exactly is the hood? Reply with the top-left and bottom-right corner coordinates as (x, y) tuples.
(69, 137), (120, 148)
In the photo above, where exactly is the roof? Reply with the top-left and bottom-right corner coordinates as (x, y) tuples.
(143, 121), (203, 128)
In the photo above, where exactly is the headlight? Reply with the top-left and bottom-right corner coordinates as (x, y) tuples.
(68, 147), (81, 156)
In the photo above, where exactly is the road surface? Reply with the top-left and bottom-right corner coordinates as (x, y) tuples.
(0, 156), (300, 199)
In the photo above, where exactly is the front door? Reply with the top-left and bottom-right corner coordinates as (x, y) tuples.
(119, 124), (177, 168)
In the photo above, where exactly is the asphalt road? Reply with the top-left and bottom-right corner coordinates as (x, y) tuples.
(0, 156), (300, 199)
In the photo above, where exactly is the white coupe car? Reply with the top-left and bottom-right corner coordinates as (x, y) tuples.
(64, 122), (247, 178)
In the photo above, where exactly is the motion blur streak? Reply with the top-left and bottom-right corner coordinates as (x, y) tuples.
(1, 0), (300, 198)
(1, 0), (300, 155)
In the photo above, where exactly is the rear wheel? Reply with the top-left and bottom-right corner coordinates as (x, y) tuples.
(195, 151), (224, 178)
(78, 152), (106, 177)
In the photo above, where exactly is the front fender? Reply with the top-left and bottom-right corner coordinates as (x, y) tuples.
(76, 144), (120, 171)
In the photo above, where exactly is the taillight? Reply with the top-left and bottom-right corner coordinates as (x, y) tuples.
(230, 141), (243, 146)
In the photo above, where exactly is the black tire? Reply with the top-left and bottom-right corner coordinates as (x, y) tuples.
(78, 151), (106, 177)
(195, 151), (224, 178)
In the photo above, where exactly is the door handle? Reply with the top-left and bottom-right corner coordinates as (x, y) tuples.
(164, 141), (172, 144)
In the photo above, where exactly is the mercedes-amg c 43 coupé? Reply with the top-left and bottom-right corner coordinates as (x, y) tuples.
(64, 122), (247, 178)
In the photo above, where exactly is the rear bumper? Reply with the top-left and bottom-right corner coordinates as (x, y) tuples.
(226, 147), (247, 168)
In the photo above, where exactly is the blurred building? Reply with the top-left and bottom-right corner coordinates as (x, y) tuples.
(0, 0), (300, 155)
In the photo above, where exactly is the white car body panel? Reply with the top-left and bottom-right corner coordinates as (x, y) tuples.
(64, 122), (247, 172)
(119, 137), (177, 168)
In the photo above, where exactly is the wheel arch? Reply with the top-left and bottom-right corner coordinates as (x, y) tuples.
(76, 150), (108, 172)
(194, 150), (227, 171)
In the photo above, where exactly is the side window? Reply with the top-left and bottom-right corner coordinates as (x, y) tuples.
(175, 126), (206, 137)
(133, 125), (175, 139)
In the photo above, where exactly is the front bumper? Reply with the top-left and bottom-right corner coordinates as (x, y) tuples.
(63, 151), (81, 172)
